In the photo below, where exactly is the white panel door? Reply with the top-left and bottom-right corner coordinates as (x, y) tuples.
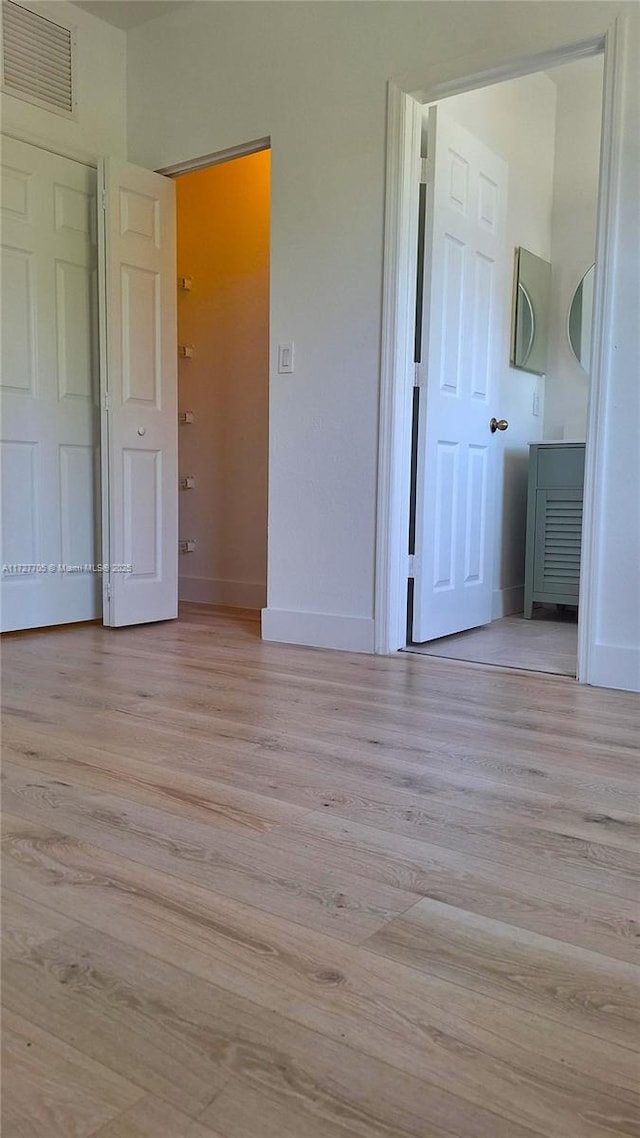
(0, 136), (100, 632)
(100, 159), (177, 627)
(413, 108), (508, 643)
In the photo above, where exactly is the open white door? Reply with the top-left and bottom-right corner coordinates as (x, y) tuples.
(413, 107), (508, 643)
(99, 159), (177, 627)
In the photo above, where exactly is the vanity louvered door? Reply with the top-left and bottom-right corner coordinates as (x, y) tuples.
(533, 489), (583, 597)
(523, 442), (585, 617)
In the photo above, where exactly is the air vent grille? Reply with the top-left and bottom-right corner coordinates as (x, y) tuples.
(2, 0), (73, 115)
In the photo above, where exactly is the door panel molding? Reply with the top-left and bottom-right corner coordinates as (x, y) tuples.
(98, 158), (177, 628)
(412, 107), (507, 643)
(0, 136), (99, 632)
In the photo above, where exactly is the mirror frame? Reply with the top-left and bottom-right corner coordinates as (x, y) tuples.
(515, 280), (535, 367)
(567, 263), (595, 374)
(510, 246), (552, 376)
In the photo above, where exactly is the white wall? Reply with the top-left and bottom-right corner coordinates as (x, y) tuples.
(125, 1), (638, 687)
(0, 1), (126, 159)
(544, 56), (604, 441)
(431, 74), (556, 618)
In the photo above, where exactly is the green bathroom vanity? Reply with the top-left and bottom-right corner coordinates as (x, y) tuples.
(523, 442), (585, 618)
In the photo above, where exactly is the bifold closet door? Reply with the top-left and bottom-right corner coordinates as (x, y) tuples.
(0, 136), (100, 632)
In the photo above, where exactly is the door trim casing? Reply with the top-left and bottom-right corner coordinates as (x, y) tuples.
(157, 136), (270, 178)
(374, 18), (626, 690)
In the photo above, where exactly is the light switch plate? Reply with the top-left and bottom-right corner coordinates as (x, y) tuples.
(278, 342), (294, 374)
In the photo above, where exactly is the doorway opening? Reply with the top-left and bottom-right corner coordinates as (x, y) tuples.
(172, 148), (270, 617)
(399, 52), (604, 678)
(376, 22), (629, 687)
(375, 40), (605, 673)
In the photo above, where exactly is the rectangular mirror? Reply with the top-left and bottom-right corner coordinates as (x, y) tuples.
(510, 247), (551, 375)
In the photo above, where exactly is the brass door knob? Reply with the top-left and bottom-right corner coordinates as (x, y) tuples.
(490, 417), (509, 433)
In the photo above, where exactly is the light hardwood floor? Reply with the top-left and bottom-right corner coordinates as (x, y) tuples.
(1, 603), (639, 1138)
(407, 608), (579, 676)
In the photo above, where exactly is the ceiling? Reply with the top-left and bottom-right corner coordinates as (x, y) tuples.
(73, 1), (189, 30)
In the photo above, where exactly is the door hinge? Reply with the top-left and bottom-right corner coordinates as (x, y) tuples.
(408, 554), (415, 578)
(420, 156), (432, 185)
(103, 391), (111, 412)
(100, 188), (107, 211)
(105, 581), (112, 601)
(414, 362), (425, 388)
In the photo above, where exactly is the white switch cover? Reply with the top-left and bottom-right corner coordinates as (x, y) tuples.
(278, 342), (294, 374)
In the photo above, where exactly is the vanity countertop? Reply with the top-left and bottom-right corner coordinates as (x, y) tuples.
(530, 440), (586, 447)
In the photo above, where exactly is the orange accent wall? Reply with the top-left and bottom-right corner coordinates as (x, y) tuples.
(176, 150), (270, 607)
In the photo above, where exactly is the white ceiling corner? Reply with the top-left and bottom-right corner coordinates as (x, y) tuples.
(72, 1), (190, 31)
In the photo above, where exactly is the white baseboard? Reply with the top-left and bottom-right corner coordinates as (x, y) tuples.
(261, 607), (375, 653)
(179, 575), (266, 610)
(584, 642), (640, 692)
(492, 585), (524, 620)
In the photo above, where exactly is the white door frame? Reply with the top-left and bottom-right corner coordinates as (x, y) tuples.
(157, 135), (270, 178)
(375, 15), (628, 688)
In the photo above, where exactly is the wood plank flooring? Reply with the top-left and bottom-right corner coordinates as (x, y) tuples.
(406, 608), (579, 676)
(2, 603), (639, 1138)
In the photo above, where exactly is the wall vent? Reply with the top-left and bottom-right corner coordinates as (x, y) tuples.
(1, 0), (74, 116)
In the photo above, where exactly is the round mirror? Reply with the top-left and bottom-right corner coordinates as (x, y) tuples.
(515, 282), (535, 367)
(568, 264), (595, 373)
